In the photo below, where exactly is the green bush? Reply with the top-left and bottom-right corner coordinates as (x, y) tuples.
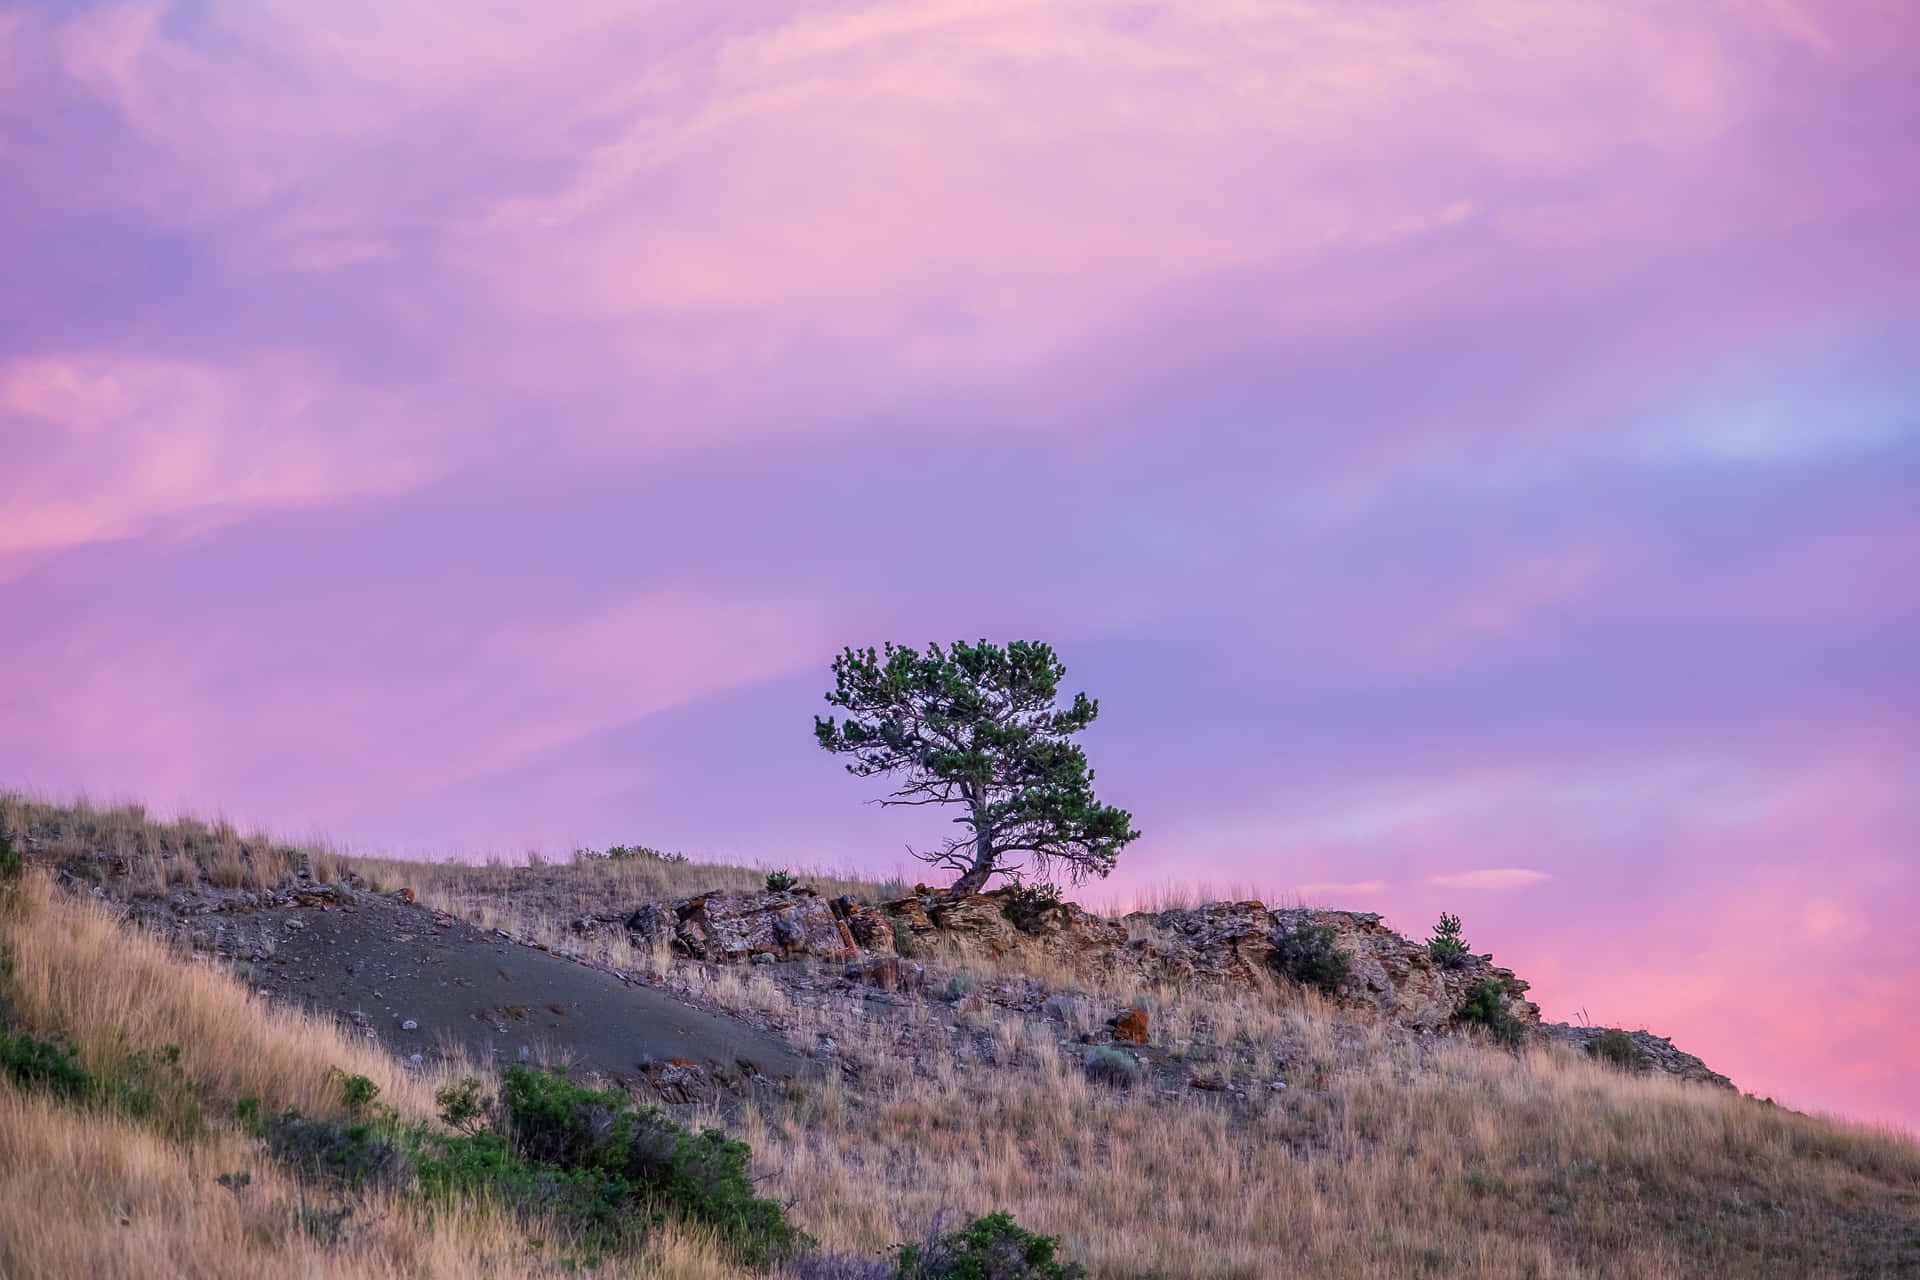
(943, 972), (978, 1002)
(0, 1029), (92, 1098)
(1453, 978), (1526, 1047)
(1081, 1046), (1139, 1090)
(605, 844), (688, 865)
(1587, 1028), (1641, 1070)
(328, 1067), (380, 1113)
(494, 1065), (803, 1264)
(898, 1210), (1086, 1280)
(1426, 911), (1471, 969)
(766, 870), (798, 893)
(434, 1075), (492, 1132)
(999, 882), (1063, 934)
(1267, 919), (1350, 996)
(891, 919), (917, 958)
(266, 1109), (409, 1189)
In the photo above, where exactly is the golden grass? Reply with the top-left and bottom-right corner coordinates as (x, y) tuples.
(1, 794), (327, 896)
(5, 795), (1918, 1278)
(741, 981), (1920, 1279)
(0, 870), (753, 1279)
(347, 851), (897, 930)
(0, 871), (443, 1123)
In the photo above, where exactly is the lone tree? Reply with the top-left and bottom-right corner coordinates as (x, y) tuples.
(814, 640), (1140, 895)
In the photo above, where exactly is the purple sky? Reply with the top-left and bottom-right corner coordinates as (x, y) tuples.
(3, 1), (1916, 1132)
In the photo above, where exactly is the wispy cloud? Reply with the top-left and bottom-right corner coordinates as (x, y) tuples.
(1428, 869), (1553, 890)
(1299, 880), (1389, 898)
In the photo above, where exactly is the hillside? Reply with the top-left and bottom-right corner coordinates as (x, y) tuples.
(1, 795), (1916, 1279)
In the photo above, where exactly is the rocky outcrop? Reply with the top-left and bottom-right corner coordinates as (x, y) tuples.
(868, 888), (1541, 1032)
(625, 887), (857, 963)
(609, 884), (1749, 1088)
(1538, 1023), (1735, 1089)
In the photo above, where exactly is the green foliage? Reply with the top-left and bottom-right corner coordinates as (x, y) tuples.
(897, 1210), (1087, 1280)
(765, 870), (798, 893)
(328, 1067), (380, 1113)
(815, 640), (1140, 894)
(1587, 1029), (1642, 1070)
(1426, 911), (1471, 969)
(266, 1108), (410, 1189)
(943, 972), (978, 1001)
(1453, 979), (1527, 1047)
(1081, 1046), (1140, 1090)
(891, 919), (917, 958)
(0, 1029), (92, 1098)
(999, 882), (1063, 934)
(489, 1065), (803, 1264)
(602, 844), (688, 865)
(435, 1075), (493, 1132)
(1267, 919), (1350, 996)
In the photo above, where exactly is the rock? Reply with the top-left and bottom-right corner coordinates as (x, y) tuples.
(642, 890), (858, 963)
(1538, 1023), (1735, 1089)
(1111, 1007), (1150, 1044)
(624, 902), (671, 941)
(830, 895), (897, 954)
(845, 955), (925, 993)
(401, 1019), (419, 1031)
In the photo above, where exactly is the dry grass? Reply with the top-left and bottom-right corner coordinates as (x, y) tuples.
(0, 794), (335, 896)
(0, 869), (752, 1279)
(5, 795), (1918, 1278)
(0, 870), (444, 1123)
(740, 979), (1920, 1279)
(347, 852), (898, 931)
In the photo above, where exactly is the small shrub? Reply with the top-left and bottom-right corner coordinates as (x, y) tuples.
(216, 1170), (252, 1190)
(943, 972), (978, 1002)
(898, 1210), (1086, 1280)
(1587, 1028), (1642, 1071)
(0, 1030), (92, 1098)
(765, 870), (798, 893)
(266, 1109), (409, 1189)
(1082, 1046), (1139, 1090)
(1267, 919), (1350, 996)
(495, 1065), (803, 1264)
(606, 844), (687, 865)
(1426, 911), (1471, 969)
(1453, 978), (1526, 1047)
(1000, 882), (1063, 934)
(435, 1075), (493, 1132)
(891, 919), (917, 958)
(329, 1067), (380, 1113)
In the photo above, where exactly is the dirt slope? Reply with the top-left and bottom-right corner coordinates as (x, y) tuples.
(254, 893), (803, 1087)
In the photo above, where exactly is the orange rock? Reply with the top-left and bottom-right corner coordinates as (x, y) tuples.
(1112, 1007), (1149, 1044)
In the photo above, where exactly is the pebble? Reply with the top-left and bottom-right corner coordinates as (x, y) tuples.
(402, 1019), (419, 1030)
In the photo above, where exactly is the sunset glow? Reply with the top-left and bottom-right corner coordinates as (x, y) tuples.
(2, 1), (1915, 1132)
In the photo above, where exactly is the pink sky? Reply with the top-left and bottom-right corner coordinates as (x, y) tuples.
(2, 1), (1916, 1133)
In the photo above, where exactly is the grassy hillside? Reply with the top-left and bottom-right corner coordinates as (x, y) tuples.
(1, 795), (1917, 1278)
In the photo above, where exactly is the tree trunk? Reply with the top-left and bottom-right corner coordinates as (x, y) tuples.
(949, 803), (996, 895)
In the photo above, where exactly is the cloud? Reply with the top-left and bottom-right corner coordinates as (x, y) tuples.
(1427, 868), (1552, 890)
(1298, 880), (1389, 897)
(0, 352), (427, 561)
